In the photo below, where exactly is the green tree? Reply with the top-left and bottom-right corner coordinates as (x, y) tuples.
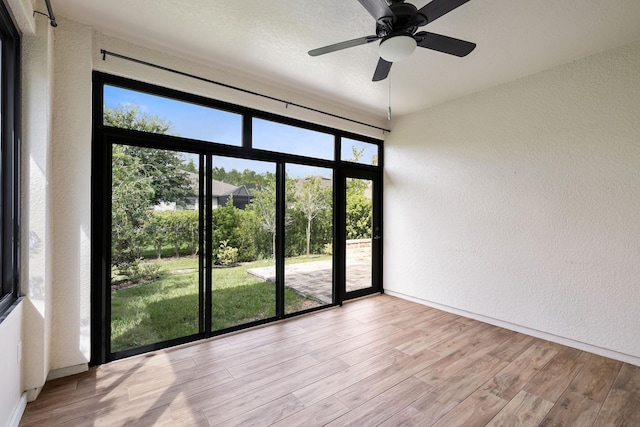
(182, 158), (198, 174)
(111, 145), (155, 271)
(294, 176), (330, 256)
(211, 167), (269, 190)
(344, 147), (373, 239)
(349, 146), (365, 163)
(104, 104), (172, 133)
(346, 192), (372, 239)
(104, 104), (194, 206)
(211, 199), (242, 261)
(123, 146), (194, 206)
(346, 177), (372, 240)
(144, 213), (167, 259)
(246, 173), (295, 260)
(238, 208), (265, 260)
(155, 210), (198, 258)
(247, 176), (278, 260)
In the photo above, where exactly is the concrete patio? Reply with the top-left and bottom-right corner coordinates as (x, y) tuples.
(247, 256), (372, 304)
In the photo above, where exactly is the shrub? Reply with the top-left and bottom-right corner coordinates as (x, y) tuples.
(212, 203), (258, 262)
(149, 210), (199, 258)
(144, 214), (167, 259)
(217, 240), (239, 266)
(323, 243), (333, 255)
(116, 258), (161, 284)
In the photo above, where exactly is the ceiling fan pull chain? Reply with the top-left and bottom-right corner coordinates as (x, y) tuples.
(388, 76), (392, 121)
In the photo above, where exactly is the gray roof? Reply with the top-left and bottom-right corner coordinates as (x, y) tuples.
(212, 179), (240, 197)
(186, 171), (252, 197)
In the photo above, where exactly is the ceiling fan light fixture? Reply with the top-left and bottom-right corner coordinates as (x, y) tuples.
(378, 35), (417, 62)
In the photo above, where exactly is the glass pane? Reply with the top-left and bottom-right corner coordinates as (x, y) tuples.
(253, 118), (334, 160)
(110, 144), (200, 352)
(341, 138), (379, 166)
(104, 85), (242, 146)
(210, 157), (277, 329)
(346, 178), (373, 292)
(285, 165), (333, 314)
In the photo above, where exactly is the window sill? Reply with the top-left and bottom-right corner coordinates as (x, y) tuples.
(0, 296), (23, 325)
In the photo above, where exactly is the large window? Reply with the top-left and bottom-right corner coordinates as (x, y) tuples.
(0, 0), (21, 317)
(92, 72), (383, 363)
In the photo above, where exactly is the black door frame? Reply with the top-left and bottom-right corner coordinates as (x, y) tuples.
(339, 166), (383, 301)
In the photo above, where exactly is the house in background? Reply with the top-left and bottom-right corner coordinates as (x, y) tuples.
(294, 176), (333, 193)
(155, 176), (253, 211)
(1, 0), (640, 425)
(211, 180), (253, 210)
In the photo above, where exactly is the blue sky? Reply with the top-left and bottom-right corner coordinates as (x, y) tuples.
(104, 85), (243, 145)
(104, 85), (377, 177)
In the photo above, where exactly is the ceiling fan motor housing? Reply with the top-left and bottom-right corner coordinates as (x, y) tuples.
(377, 1), (427, 38)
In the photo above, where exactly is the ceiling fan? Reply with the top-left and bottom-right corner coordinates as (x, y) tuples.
(308, 0), (476, 81)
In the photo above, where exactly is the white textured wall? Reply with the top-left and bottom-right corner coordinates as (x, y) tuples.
(49, 18), (93, 372)
(384, 40), (640, 364)
(21, 13), (54, 397)
(0, 303), (23, 427)
(5, 0), (34, 35)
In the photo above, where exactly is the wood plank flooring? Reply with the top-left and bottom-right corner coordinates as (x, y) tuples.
(19, 295), (640, 426)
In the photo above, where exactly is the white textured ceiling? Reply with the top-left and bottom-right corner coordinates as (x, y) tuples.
(51, 0), (640, 118)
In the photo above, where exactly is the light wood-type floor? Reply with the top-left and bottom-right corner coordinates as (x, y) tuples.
(19, 295), (640, 426)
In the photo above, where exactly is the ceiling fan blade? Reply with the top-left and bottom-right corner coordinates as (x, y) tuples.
(418, 0), (471, 24)
(416, 32), (476, 57)
(372, 58), (392, 81)
(356, 0), (394, 21)
(308, 35), (380, 56)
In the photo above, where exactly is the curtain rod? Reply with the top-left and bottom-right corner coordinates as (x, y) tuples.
(100, 49), (390, 134)
(34, 0), (57, 26)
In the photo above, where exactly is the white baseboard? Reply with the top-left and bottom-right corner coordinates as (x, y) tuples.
(47, 362), (89, 381)
(26, 386), (43, 402)
(24, 363), (89, 404)
(25, 363), (90, 403)
(385, 289), (640, 367)
(8, 393), (27, 427)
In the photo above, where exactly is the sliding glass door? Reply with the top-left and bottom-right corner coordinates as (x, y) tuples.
(110, 143), (202, 353)
(284, 164), (334, 312)
(107, 148), (338, 357)
(207, 156), (277, 331)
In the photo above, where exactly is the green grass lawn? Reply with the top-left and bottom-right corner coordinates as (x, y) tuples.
(111, 255), (330, 352)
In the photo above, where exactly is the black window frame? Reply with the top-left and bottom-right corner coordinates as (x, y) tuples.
(0, 0), (21, 317)
(92, 71), (383, 364)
